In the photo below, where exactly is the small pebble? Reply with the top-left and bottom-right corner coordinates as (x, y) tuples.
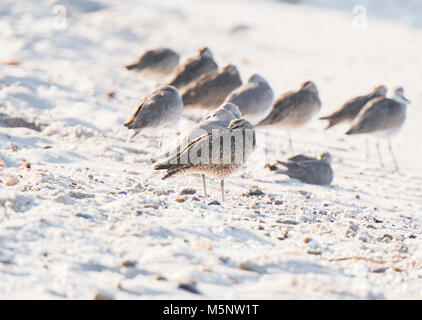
(93, 292), (113, 300)
(244, 187), (265, 197)
(5, 177), (19, 186)
(180, 188), (196, 195)
(372, 267), (389, 273)
(175, 196), (187, 203)
(155, 275), (167, 281)
(121, 260), (137, 268)
(302, 236), (312, 244)
(178, 282), (201, 295)
(278, 220), (298, 225)
(239, 262), (266, 274)
(75, 213), (93, 220)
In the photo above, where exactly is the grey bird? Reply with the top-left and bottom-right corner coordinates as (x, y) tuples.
(224, 74), (274, 125)
(124, 85), (183, 138)
(157, 102), (242, 161)
(126, 48), (180, 79)
(266, 152), (333, 185)
(345, 87), (410, 171)
(154, 118), (256, 201)
(256, 81), (321, 151)
(181, 64), (242, 110)
(186, 103), (242, 140)
(320, 85), (387, 129)
(168, 47), (218, 89)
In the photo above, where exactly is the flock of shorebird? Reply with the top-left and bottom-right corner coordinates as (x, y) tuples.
(123, 47), (411, 201)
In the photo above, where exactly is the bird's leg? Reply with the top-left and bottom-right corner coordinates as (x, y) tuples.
(288, 131), (293, 153)
(201, 174), (207, 198)
(220, 179), (225, 202)
(127, 130), (137, 142)
(388, 139), (399, 172)
(376, 141), (384, 168)
(365, 138), (370, 160)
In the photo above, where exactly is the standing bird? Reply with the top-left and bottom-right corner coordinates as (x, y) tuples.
(224, 74), (274, 125)
(182, 64), (242, 110)
(154, 119), (256, 201)
(320, 85), (387, 129)
(266, 152), (333, 185)
(124, 85), (183, 138)
(156, 102), (241, 161)
(345, 87), (410, 171)
(125, 48), (180, 79)
(168, 47), (218, 89)
(256, 81), (321, 151)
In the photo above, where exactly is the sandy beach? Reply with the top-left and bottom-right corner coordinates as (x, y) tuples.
(0, 0), (421, 299)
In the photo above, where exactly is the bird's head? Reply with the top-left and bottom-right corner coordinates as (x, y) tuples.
(223, 64), (239, 76)
(301, 81), (318, 94)
(373, 85), (387, 96)
(199, 47), (213, 58)
(393, 87), (411, 105)
(221, 102), (242, 119)
(320, 152), (332, 164)
(248, 74), (266, 84)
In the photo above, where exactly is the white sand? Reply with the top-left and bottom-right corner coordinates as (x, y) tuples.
(0, 0), (421, 299)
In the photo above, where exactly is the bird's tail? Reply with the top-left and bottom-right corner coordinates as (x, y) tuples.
(319, 116), (342, 130)
(255, 118), (270, 128)
(345, 127), (356, 135)
(161, 169), (179, 180)
(168, 77), (181, 89)
(125, 64), (139, 71)
(123, 119), (133, 128)
(153, 162), (173, 170)
(276, 161), (290, 169)
(265, 161), (289, 174)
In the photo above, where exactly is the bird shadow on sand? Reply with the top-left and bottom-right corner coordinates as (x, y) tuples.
(111, 144), (149, 155)
(0, 194), (36, 214)
(60, 117), (101, 133)
(0, 132), (51, 148)
(264, 259), (333, 276)
(10, 91), (56, 110)
(1, 75), (73, 93)
(178, 227), (270, 246)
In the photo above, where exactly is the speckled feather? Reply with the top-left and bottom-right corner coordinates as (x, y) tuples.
(154, 119), (256, 179)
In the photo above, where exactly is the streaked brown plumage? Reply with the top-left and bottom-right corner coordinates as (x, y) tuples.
(156, 102), (242, 161)
(154, 119), (256, 201)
